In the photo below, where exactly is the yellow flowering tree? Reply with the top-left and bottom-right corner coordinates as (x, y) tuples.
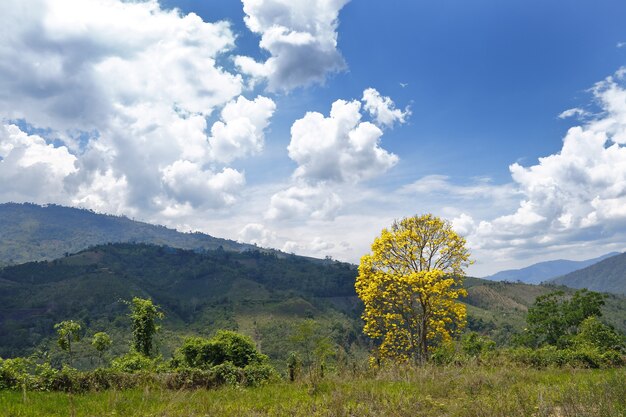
(356, 214), (471, 363)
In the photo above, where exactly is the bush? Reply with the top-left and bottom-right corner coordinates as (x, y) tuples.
(0, 357), (30, 390)
(430, 342), (457, 365)
(111, 352), (161, 373)
(212, 361), (242, 386)
(164, 369), (219, 390)
(243, 363), (280, 387)
(174, 330), (268, 370)
(462, 332), (496, 358)
(507, 345), (623, 369)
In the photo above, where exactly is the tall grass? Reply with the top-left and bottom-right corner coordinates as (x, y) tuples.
(2, 364), (625, 417)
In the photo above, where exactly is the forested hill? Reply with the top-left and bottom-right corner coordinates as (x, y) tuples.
(1, 242), (625, 362)
(0, 243), (360, 359)
(549, 252), (626, 295)
(0, 202), (255, 265)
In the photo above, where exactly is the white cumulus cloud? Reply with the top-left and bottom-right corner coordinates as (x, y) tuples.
(208, 95), (276, 163)
(0, 124), (77, 203)
(236, 0), (349, 91)
(267, 184), (342, 221)
(288, 95), (398, 183)
(362, 88), (410, 127)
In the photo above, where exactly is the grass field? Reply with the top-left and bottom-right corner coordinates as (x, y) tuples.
(2, 365), (625, 417)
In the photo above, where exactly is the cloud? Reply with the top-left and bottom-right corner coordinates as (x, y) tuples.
(463, 68), (626, 257)
(288, 94), (398, 183)
(0, 123), (76, 203)
(161, 161), (245, 209)
(266, 183), (342, 221)
(208, 95), (276, 163)
(558, 107), (589, 119)
(236, 0), (349, 91)
(268, 88), (404, 221)
(0, 0), (280, 217)
(362, 88), (410, 127)
(401, 175), (518, 201)
(239, 223), (277, 247)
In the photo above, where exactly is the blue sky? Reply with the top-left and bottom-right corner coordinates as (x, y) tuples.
(1, 0), (626, 275)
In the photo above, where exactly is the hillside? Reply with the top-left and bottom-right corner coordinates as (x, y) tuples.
(0, 243), (361, 362)
(0, 202), (254, 266)
(549, 252), (626, 295)
(1, 243), (625, 363)
(483, 252), (619, 284)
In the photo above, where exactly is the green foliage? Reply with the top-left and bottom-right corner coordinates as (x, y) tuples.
(174, 330), (267, 369)
(127, 297), (163, 357)
(508, 345), (624, 368)
(91, 332), (112, 365)
(242, 363), (279, 387)
(286, 351), (302, 381)
(289, 319), (334, 369)
(429, 341), (457, 365)
(54, 320), (82, 366)
(525, 289), (605, 347)
(461, 332), (495, 358)
(212, 361), (241, 386)
(110, 352), (162, 373)
(574, 316), (625, 352)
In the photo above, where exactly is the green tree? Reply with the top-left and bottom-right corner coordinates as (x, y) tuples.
(127, 297), (164, 357)
(356, 214), (471, 364)
(526, 289), (606, 347)
(91, 332), (112, 365)
(574, 316), (624, 352)
(54, 320), (81, 366)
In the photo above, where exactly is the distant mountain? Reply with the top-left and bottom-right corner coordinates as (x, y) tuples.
(483, 252), (620, 284)
(0, 202), (255, 265)
(549, 252), (626, 295)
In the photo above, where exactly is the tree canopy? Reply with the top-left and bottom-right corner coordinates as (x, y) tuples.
(356, 214), (471, 363)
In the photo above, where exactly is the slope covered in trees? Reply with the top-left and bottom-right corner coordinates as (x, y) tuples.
(1, 243), (625, 363)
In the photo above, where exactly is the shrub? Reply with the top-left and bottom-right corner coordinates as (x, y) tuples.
(174, 330), (268, 370)
(111, 352), (161, 373)
(243, 363), (280, 387)
(212, 361), (242, 386)
(430, 342), (457, 365)
(462, 332), (496, 358)
(0, 357), (30, 390)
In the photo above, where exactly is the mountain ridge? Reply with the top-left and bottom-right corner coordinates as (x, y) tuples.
(0, 202), (257, 266)
(483, 252), (620, 284)
(549, 252), (626, 295)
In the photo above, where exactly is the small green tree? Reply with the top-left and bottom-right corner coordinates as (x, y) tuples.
(127, 297), (164, 357)
(286, 351), (302, 382)
(91, 332), (112, 365)
(54, 320), (82, 366)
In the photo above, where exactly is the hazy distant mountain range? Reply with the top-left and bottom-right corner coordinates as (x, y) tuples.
(549, 252), (626, 295)
(483, 252), (620, 285)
